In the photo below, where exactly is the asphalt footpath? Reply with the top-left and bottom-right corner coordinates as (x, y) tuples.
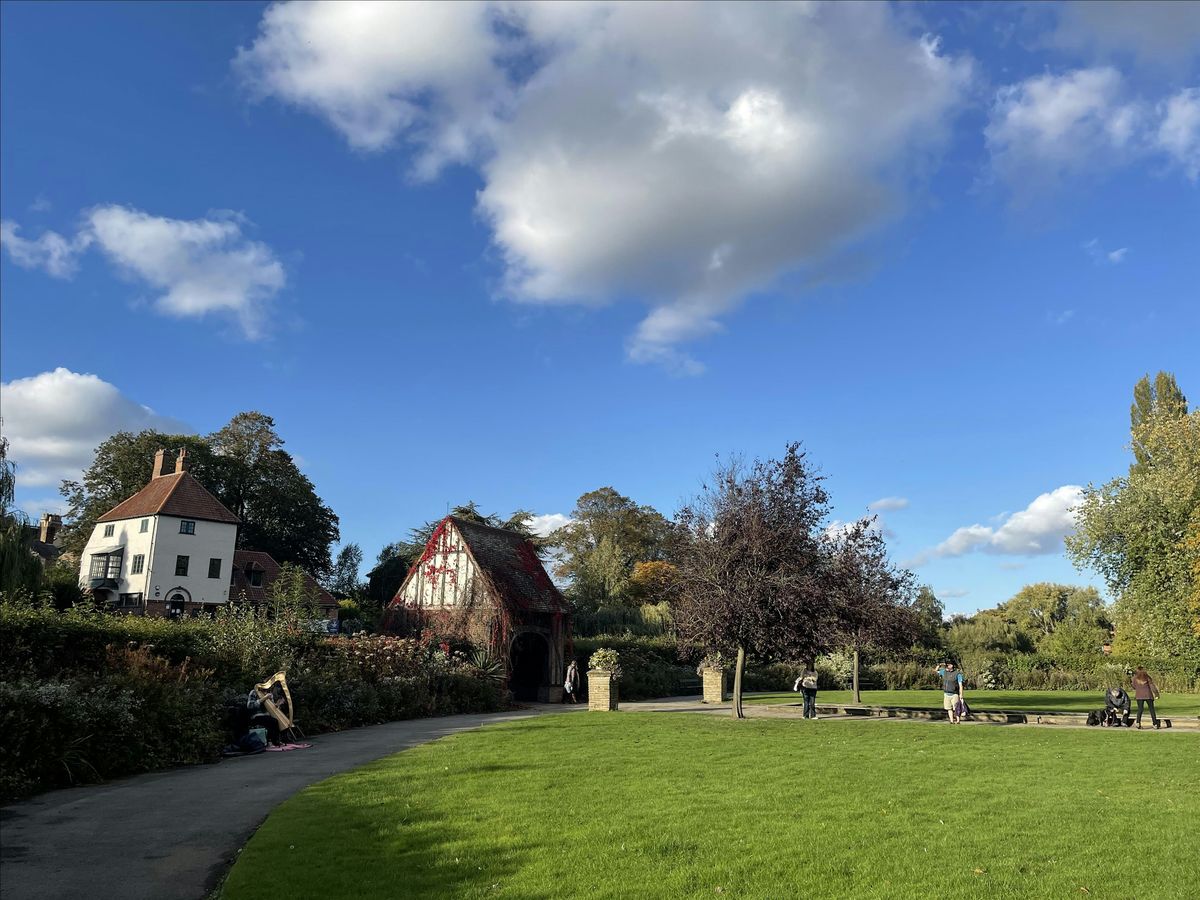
(0, 707), (575, 900)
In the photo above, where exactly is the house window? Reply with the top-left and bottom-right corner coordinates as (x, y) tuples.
(249, 569), (264, 588)
(89, 551), (123, 580)
(140, 519), (149, 533)
(118, 592), (143, 607)
(103, 524), (115, 538)
(208, 558), (222, 579)
(175, 555), (189, 576)
(179, 520), (196, 535)
(131, 554), (145, 575)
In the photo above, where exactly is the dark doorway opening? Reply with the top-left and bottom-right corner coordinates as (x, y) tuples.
(509, 631), (549, 701)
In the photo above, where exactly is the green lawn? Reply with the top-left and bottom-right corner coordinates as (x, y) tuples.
(747, 689), (1200, 717)
(221, 713), (1199, 899)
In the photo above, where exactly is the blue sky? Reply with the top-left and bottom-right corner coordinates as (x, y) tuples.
(2, 1), (1197, 614)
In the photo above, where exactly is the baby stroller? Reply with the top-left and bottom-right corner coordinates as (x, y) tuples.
(1101, 687), (1132, 727)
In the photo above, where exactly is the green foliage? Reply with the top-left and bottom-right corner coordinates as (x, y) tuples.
(549, 487), (673, 609)
(0, 603), (503, 800)
(573, 634), (694, 700)
(912, 586), (945, 649)
(328, 543), (365, 596)
(572, 601), (674, 637)
(1068, 377), (1200, 662)
(0, 645), (223, 800)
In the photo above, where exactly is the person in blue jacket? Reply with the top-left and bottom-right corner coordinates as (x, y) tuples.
(935, 661), (965, 724)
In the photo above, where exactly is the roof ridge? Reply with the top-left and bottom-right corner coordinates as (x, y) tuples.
(448, 515), (533, 540)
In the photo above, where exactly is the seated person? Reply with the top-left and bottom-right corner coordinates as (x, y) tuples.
(1105, 686), (1130, 712)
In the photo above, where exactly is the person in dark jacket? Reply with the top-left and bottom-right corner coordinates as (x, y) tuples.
(1131, 667), (1161, 729)
(1104, 686), (1130, 726)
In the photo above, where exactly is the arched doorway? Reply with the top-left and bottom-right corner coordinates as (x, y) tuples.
(165, 587), (190, 619)
(509, 631), (549, 701)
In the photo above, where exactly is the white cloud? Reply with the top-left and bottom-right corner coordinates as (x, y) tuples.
(1083, 238), (1129, 265)
(1054, 1), (1200, 66)
(528, 513), (572, 538)
(85, 206), (286, 338)
(985, 68), (1142, 188)
(868, 496), (909, 512)
(234, 0), (503, 172)
(910, 485), (1083, 566)
(1, 206), (287, 338)
(0, 368), (189, 489)
(1156, 87), (1200, 181)
(0, 221), (90, 278)
(237, 1), (972, 371)
(987, 68), (1200, 191)
(937, 587), (969, 599)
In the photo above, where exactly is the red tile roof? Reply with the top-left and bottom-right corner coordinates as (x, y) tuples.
(230, 550), (336, 609)
(97, 472), (240, 525)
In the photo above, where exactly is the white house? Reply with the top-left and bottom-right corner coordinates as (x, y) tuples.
(78, 448), (241, 617)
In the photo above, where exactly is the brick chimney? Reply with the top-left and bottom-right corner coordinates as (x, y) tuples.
(39, 513), (62, 544)
(152, 448), (173, 479)
(174, 447), (189, 474)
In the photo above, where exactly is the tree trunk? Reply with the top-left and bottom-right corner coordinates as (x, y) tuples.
(732, 646), (746, 719)
(853, 646), (861, 704)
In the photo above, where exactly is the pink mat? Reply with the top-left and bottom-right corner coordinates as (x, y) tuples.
(266, 742), (312, 752)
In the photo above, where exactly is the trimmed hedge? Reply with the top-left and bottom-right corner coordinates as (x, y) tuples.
(0, 604), (504, 801)
(572, 635), (696, 701)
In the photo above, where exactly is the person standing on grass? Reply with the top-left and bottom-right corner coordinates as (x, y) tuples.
(1131, 666), (1161, 729)
(935, 661), (965, 724)
(563, 659), (580, 704)
(797, 662), (819, 719)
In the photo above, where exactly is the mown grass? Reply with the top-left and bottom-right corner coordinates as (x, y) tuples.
(221, 713), (1198, 899)
(747, 689), (1200, 717)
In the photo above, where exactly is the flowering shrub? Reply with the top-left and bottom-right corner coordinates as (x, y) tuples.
(0, 604), (504, 800)
(588, 647), (623, 679)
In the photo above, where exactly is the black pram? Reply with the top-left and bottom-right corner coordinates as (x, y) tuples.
(1102, 687), (1132, 727)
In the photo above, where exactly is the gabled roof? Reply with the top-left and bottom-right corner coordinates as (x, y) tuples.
(229, 550), (336, 609)
(449, 516), (566, 613)
(97, 471), (240, 525)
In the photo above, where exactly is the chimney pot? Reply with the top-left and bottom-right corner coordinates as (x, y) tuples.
(175, 448), (189, 474)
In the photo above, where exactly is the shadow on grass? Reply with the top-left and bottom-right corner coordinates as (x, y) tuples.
(221, 777), (530, 899)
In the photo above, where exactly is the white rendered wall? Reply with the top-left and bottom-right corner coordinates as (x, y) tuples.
(78, 515), (158, 597)
(147, 516), (237, 605)
(398, 522), (484, 608)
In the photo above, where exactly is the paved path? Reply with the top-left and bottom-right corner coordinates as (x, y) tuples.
(0, 707), (578, 900)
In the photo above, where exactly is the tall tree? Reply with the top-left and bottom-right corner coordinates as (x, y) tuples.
(1068, 374), (1200, 662)
(912, 586), (946, 649)
(0, 437), (44, 598)
(994, 583), (1108, 644)
(825, 519), (918, 702)
(328, 543), (365, 596)
(673, 445), (834, 718)
(210, 412), (340, 576)
(550, 487), (672, 609)
(1130, 371), (1188, 472)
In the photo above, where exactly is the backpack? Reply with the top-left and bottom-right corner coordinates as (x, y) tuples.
(1086, 711), (1100, 727)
